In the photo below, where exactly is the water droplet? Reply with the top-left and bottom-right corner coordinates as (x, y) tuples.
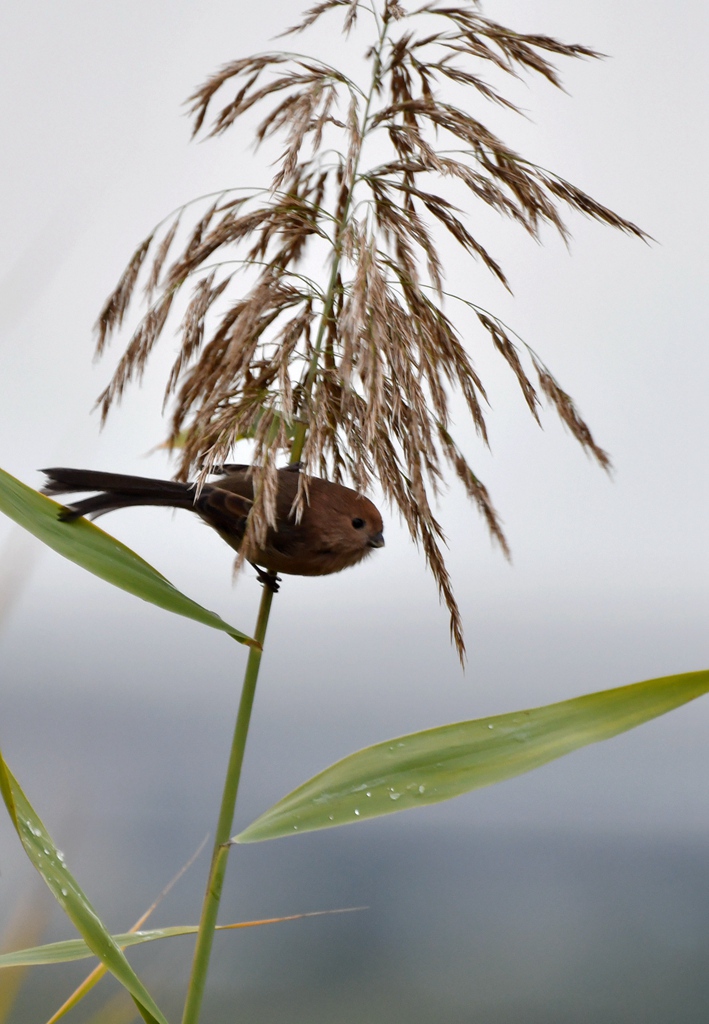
(354, 809), (360, 816)
(61, 888), (68, 897)
(328, 814), (334, 820)
(56, 849), (65, 863)
(365, 791), (372, 798)
(293, 825), (298, 831)
(389, 790), (401, 801)
(487, 724), (494, 730)
(418, 785), (426, 794)
(396, 741), (406, 748)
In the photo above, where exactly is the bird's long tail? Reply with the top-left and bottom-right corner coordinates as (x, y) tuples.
(41, 468), (199, 520)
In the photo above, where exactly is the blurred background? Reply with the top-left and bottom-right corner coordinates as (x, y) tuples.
(1, 1), (708, 1020)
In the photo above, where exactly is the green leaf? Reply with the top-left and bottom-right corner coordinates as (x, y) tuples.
(0, 754), (168, 1024)
(0, 927), (201, 968)
(236, 670), (709, 843)
(0, 466), (257, 648)
(0, 910), (360, 967)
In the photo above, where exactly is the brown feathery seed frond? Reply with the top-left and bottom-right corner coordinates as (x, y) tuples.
(163, 273), (232, 406)
(185, 55), (288, 137)
(415, 7), (600, 80)
(94, 233), (153, 355)
(180, 199), (225, 264)
(436, 423), (510, 557)
(144, 216), (181, 302)
(96, 291), (174, 423)
(269, 83), (333, 190)
(281, 0), (358, 37)
(370, 184), (442, 291)
(418, 59), (521, 112)
(540, 174), (649, 240)
(532, 358), (612, 470)
(475, 312), (539, 419)
(404, 185), (510, 286)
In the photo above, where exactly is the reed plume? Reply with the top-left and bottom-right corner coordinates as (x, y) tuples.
(94, 0), (646, 659)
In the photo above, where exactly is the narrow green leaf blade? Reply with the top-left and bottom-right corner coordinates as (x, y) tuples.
(0, 928), (199, 968)
(0, 466), (256, 647)
(0, 754), (168, 1024)
(236, 670), (709, 843)
(0, 910), (359, 966)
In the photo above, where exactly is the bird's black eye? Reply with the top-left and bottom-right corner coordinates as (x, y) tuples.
(351, 517), (365, 529)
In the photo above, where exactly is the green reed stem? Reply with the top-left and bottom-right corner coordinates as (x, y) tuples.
(182, 583), (274, 1024)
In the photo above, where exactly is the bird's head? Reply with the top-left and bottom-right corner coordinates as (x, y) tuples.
(307, 479), (384, 571)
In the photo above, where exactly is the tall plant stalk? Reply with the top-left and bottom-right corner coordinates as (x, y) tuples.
(182, 583), (273, 1024)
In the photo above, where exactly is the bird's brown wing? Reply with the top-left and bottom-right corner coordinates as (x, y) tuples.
(213, 466), (303, 524)
(201, 467), (322, 569)
(197, 487), (253, 546)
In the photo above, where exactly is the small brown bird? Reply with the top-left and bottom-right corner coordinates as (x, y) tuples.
(42, 464), (384, 587)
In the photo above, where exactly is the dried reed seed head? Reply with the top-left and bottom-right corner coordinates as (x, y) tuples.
(93, 1), (647, 660)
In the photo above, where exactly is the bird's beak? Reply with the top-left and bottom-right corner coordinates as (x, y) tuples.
(368, 531), (385, 548)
